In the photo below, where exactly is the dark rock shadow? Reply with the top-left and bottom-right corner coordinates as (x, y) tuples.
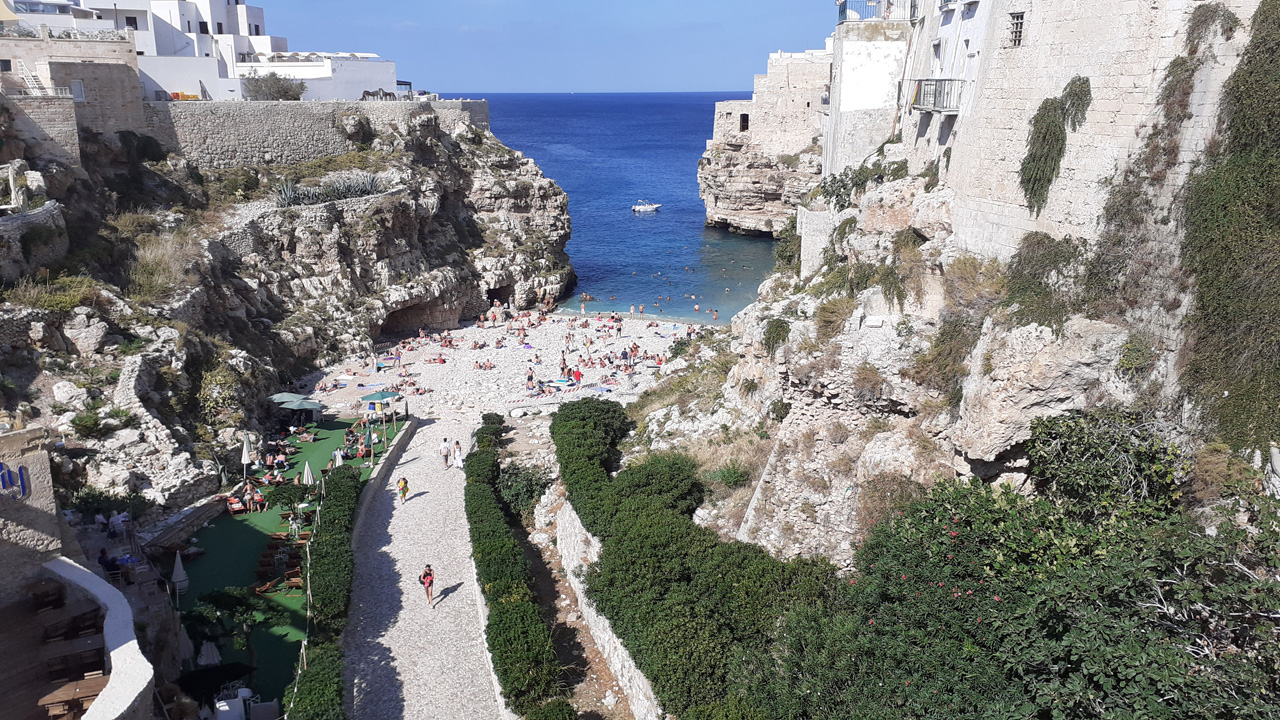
(512, 520), (589, 691)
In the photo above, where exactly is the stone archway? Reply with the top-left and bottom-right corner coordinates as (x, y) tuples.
(375, 298), (458, 338)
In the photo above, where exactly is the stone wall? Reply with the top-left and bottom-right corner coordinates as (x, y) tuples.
(796, 204), (856, 277)
(4, 95), (81, 167)
(555, 499), (663, 720)
(145, 99), (491, 168)
(940, 0), (1257, 260)
(710, 45), (833, 158)
(0, 201), (68, 282)
(48, 60), (148, 140)
(823, 20), (913, 176)
(0, 427), (61, 607)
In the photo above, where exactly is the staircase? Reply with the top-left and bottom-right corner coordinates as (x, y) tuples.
(15, 60), (48, 96)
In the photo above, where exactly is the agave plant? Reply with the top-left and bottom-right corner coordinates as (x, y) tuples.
(273, 179), (298, 207)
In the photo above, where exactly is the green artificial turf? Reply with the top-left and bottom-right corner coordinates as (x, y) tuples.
(177, 417), (402, 705)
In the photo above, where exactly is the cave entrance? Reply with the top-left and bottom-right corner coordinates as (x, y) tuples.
(378, 300), (445, 339)
(486, 285), (514, 307)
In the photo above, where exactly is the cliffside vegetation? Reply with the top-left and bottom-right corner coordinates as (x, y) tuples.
(1182, 0), (1280, 448)
(1019, 77), (1092, 216)
(551, 398), (1280, 719)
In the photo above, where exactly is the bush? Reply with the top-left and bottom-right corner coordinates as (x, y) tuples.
(1019, 77), (1092, 215)
(283, 642), (345, 720)
(669, 337), (692, 358)
(1003, 231), (1081, 330)
(773, 217), (800, 271)
(495, 463), (552, 521)
(462, 423), (562, 713)
(903, 313), (980, 407)
(482, 412), (505, 427)
(705, 461), (750, 489)
(762, 319), (790, 354)
(243, 71), (307, 101)
(768, 400), (791, 423)
(525, 699), (577, 720)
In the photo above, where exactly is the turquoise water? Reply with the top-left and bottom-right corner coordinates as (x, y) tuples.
(451, 92), (776, 324)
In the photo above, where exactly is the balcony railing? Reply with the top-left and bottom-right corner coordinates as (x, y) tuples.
(838, 0), (918, 22)
(907, 78), (964, 113)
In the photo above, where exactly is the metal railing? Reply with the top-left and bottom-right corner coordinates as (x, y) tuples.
(838, 0), (918, 22)
(907, 78), (964, 113)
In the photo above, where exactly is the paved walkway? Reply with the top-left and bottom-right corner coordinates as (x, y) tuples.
(345, 407), (504, 720)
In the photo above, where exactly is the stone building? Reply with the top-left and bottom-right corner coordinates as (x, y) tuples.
(697, 42), (832, 236)
(0, 22), (145, 167)
(3, 0), (400, 101)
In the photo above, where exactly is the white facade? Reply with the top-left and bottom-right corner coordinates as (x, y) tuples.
(9, 0), (398, 100)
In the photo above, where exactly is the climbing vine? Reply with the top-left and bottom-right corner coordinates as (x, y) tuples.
(1018, 76), (1092, 216)
(1183, 0), (1280, 448)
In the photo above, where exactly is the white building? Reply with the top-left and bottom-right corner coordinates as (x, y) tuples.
(4, 0), (399, 101)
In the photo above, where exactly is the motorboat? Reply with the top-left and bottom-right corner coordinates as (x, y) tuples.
(632, 200), (661, 213)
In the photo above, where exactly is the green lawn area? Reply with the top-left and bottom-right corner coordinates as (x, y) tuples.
(177, 416), (402, 705)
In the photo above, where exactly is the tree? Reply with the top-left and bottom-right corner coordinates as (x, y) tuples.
(190, 587), (290, 682)
(243, 71), (306, 101)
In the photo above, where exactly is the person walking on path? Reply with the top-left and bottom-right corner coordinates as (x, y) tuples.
(439, 438), (451, 468)
(452, 440), (465, 469)
(419, 564), (435, 608)
(397, 477), (409, 504)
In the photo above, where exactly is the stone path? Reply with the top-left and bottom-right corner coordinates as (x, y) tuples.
(342, 316), (690, 719)
(345, 407), (503, 720)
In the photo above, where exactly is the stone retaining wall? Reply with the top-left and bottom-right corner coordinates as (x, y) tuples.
(556, 499), (663, 720)
(145, 99), (490, 169)
(0, 201), (67, 282)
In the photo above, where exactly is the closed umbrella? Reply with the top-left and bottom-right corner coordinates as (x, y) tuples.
(172, 552), (189, 595)
(269, 392), (308, 403)
(196, 640), (222, 667)
(178, 625), (195, 663)
(301, 461), (315, 487)
(240, 434), (252, 480)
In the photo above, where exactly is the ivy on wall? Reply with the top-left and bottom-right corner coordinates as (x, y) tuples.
(1018, 76), (1092, 216)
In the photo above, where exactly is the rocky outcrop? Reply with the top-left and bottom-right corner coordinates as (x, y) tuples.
(698, 144), (821, 236)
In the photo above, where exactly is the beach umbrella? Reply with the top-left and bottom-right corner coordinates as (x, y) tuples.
(301, 461), (315, 487)
(280, 399), (326, 411)
(269, 392), (307, 403)
(172, 552), (189, 595)
(361, 390), (400, 402)
(196, 641), (222, 667)
(240, 434), (251, 480)
(178, 625), (195, 663)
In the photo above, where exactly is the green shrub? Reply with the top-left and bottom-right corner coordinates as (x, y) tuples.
(903, 313), (980, 407)
(669, 337), (692, 358)
(525, 699), (577, 720)
(243, 71), (307, 101)
(482, 412), (505, 427)
(71, 410), (107, 439)
(816, 297), (857, 342)
(762, 319), (790, 354)
(1003, 231), (1081, 330)
(462, 423), (562, 713)
(283, 642), (345, 720)
(768, 400), (791, 423)
(495, 463), (552, 520)
(307, 532), (354, 627)
(705, 461), (750, 489)
(773, 217), (800, 271)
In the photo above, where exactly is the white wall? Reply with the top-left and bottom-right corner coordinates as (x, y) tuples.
(823, 20), (912, 176)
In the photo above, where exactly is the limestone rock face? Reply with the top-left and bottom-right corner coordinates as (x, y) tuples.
(698, 145), (822, 237)
(950, 317), (1130, 465)
(859, 176), (926, 234)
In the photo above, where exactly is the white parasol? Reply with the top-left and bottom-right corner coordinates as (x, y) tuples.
(178, 625), (195, 662)
(241, 434), (252, 479)
(172, 551), (189, 595)
(196, 640), (222, 667)
(301, 461), (315, 487)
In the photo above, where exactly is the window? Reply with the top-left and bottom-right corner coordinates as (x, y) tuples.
(124, 15), (137, 29)
(739, 113), (750, 132)
(136, 50), (144, 55)
(198, 20), (209, 34)
(216, 21), (223, 33)
(253, 24), (261, 35)
(1009, 12), (1024, 47)
(70, 79), (85, 101)
(0, 60), (11, 73)
(186, 20), (191, 32)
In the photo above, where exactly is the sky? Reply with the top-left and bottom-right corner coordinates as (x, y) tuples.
(264, 0), (835, 93)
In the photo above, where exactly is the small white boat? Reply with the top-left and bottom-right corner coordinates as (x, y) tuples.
(632, 200), (661, 213)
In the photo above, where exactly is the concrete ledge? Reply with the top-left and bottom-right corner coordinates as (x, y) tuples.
(43, 556), (153, 720)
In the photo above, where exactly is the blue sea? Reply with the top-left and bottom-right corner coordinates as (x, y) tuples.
(444, 92), (772, 324)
